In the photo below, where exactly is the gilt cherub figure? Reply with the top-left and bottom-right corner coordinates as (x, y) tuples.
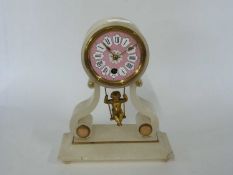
(104, 91), (128, 126)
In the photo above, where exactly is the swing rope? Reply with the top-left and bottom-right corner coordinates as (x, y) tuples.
(123, 87), (126, 117)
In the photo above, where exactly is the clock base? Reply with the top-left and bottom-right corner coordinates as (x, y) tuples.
(58, 125), (174, 162)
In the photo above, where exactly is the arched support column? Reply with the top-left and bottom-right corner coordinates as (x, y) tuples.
(130, 80), (159, 137)
(69, 81), (100, 138)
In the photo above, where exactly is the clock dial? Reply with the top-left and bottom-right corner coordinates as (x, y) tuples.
(88, 30), (142, 82)
(83, 25), (147, 87)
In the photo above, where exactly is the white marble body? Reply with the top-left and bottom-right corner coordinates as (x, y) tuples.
(58, 18), (173, 162)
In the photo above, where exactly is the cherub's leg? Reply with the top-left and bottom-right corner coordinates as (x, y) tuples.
(114, 114), (122, 126)
(119, 113), (124, 124)
(110, 113), (114, 120)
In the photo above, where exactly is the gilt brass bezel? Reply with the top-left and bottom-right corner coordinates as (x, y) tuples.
(83, 25), (148, 88)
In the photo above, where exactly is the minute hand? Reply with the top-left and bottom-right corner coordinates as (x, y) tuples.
(120, 43), (137, 56)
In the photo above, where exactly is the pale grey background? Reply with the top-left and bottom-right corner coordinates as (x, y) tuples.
(0, 0), (233, 175)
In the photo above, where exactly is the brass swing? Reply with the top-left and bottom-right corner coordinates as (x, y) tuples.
(104, 87), (127, 126)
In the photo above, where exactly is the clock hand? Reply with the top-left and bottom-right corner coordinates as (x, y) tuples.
(103, 42), (120, 60)
(120, 43), (137, 56)
(103, 42), (114, 55)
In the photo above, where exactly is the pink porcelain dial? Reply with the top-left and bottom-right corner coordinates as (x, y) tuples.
(88, 30), (142, 82)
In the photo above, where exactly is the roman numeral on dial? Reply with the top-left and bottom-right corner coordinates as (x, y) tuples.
(101, 66), (110, 75)
(113, 34), (121, 45)
(121, 38), (130, 47)
(125, 62), (134, 70)
(103, 36), (112, 47)
(110, 72), (118, 78)
(96, 43), (106, 52)
(127, 45), (136, 54)
(127, 54), (137, 62)
(119, 67), (127, 76)
(93, 52), (104, 59)
(95, 60), (105, 69)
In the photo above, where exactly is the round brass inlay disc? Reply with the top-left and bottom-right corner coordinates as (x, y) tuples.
(76, 125), (90, 138)
(139, 123), (152, 136)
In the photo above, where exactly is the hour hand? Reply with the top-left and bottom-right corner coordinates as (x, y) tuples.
(103, 42), (112, 53)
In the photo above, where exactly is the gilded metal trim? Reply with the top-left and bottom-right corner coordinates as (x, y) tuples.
(83, 25), (148, 88)
(72, 137), (158, 144)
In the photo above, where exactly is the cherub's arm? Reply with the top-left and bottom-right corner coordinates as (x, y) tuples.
(120, 94), (128, 103)
(104, 95), (109, 104)
(104, 95), (112, 104)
